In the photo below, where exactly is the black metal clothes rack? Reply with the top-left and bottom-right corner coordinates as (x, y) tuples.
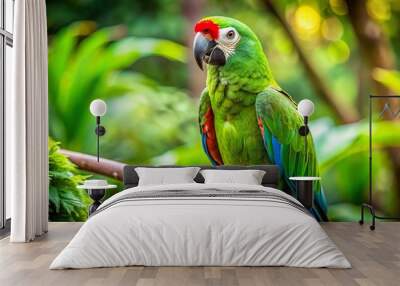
(359, 95), (400, 230)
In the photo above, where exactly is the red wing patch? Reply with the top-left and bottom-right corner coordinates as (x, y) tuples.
(257, 117), (265, 137)
(203, 108), (223, 165)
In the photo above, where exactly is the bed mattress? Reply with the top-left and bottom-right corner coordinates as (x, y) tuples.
(50, 183), (350, 269)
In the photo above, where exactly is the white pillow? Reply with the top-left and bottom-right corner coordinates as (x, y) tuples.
(200, 169), (266, 185)
(135, 167), (200, 186)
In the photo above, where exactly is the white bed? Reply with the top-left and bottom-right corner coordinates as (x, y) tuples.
(50, 183), (350, 269)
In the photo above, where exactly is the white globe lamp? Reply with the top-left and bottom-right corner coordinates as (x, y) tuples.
(298, 99), (315, 117)
(89, 99), (107, 162)
(298, 99), (314, 136)
(90, 99), (107, 117)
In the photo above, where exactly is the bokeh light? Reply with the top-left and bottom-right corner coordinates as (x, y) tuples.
(367, 0), (391, 21)
(329, 0), (348, 16)
(322, 17), (343, 41)
(327, 40), (350, 64)
(294, 5), (321, 39)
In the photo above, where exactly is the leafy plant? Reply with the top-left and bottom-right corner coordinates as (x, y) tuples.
(101, 84), (203, 163)
(311, 118), (400, 221)
(48, 21), (187, 154)
(47, 22), (197, 221)
(49, 139), (91, 221)
(373, 68), (400, 93)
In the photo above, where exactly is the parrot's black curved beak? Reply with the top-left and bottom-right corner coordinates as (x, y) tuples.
(193, 32), (226, 70)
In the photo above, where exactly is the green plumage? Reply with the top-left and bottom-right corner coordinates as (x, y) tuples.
(200, 16), (275, 164)
(198, 16), (327, 220)
(202, 17), (271, 164)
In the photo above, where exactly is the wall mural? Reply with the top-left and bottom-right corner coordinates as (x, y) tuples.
(194, 17), (327, 220)
(46, 0), (400, 222)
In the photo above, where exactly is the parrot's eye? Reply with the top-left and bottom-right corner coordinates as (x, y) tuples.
(218, 27), (240, 50)
(226, 30), (235, 40)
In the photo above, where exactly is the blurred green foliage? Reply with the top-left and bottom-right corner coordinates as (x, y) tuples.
(48, 21), (191, 161)
(373, 68), (400, 94)
(46, 0), (400, 221)
(311, 119), (400, 220)
(46, 0), (185, 42)
(49, 139), (91, 221)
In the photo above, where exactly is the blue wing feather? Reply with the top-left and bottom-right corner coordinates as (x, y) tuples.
(262, 123), (327, 220)
(271, 136), (282, 167)
(272, 135), (297, 196)
(256, 88), (328, 221)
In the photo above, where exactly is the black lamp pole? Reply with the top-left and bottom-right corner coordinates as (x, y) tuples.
(94, 116), (106, 162)
(294, 103), (316, 211)
(359, 95), (400, 230)
(298, 116), (309, 136)
(299, 115), (310, 156)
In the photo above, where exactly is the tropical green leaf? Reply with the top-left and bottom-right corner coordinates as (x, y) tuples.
(152, 142), (210, 165)
(49, 185), (61, 213)
(311, 118), (400, 171)
(328, 203), (362, 222)
(48, 139), (91, 221)
(373, 68), (400, 94)
(48, 22), (188, 152)
(311, 118), (400, 218)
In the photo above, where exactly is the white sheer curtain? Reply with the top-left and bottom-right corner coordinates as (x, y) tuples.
(8, 0), (49, 242)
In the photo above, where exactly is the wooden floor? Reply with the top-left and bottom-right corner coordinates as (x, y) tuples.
(0, 222), (399, 286)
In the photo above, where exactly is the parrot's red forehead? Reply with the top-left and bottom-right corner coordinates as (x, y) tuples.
(194, 20), (219, 40)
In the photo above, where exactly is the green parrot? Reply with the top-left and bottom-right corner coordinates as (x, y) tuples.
(193, 16), (328, 221)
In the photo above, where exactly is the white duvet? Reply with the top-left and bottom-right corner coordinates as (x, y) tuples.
(50, 183), (350, 269)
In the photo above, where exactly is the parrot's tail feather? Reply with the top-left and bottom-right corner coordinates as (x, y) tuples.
(314, 186), (329, 221)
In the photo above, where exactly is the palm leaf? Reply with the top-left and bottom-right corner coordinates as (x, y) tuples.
(48, 139), (90, 221)
(48, 22), (187, 151)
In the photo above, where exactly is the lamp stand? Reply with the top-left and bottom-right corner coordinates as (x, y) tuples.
(359, 95), (400, 231)
(95, 116), (106, 162)
(298, 116), (309, 136)
(299, 116), (310, 158)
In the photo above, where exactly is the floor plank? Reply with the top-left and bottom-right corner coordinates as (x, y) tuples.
(0, 222), (399, 286)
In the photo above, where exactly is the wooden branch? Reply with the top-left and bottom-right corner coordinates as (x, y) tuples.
(60, 149), (126, 181)
(260, 0), (359, 124)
